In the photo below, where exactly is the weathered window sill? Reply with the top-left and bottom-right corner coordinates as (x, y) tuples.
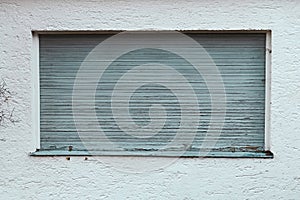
(30, 150), (274, 158)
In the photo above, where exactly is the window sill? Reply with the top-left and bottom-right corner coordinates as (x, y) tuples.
(30, 150), (273, 158)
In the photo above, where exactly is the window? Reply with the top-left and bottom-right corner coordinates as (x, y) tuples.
(32, 31), (272, 158)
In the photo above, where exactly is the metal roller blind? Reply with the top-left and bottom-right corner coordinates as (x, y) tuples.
(38, 32), (268, 157)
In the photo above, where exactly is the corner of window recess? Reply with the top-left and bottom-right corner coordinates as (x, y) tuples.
(29, 148), (40, 156)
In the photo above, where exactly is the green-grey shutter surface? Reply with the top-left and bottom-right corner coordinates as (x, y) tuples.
(37, 32), (270, 157)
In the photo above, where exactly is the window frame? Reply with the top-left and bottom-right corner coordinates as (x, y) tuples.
(31, 30), (273, 158)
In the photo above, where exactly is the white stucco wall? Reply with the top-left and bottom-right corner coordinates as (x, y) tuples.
(1, 0), (300, 199)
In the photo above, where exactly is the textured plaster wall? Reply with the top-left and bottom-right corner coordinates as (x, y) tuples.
(0, 0), (300, 199)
